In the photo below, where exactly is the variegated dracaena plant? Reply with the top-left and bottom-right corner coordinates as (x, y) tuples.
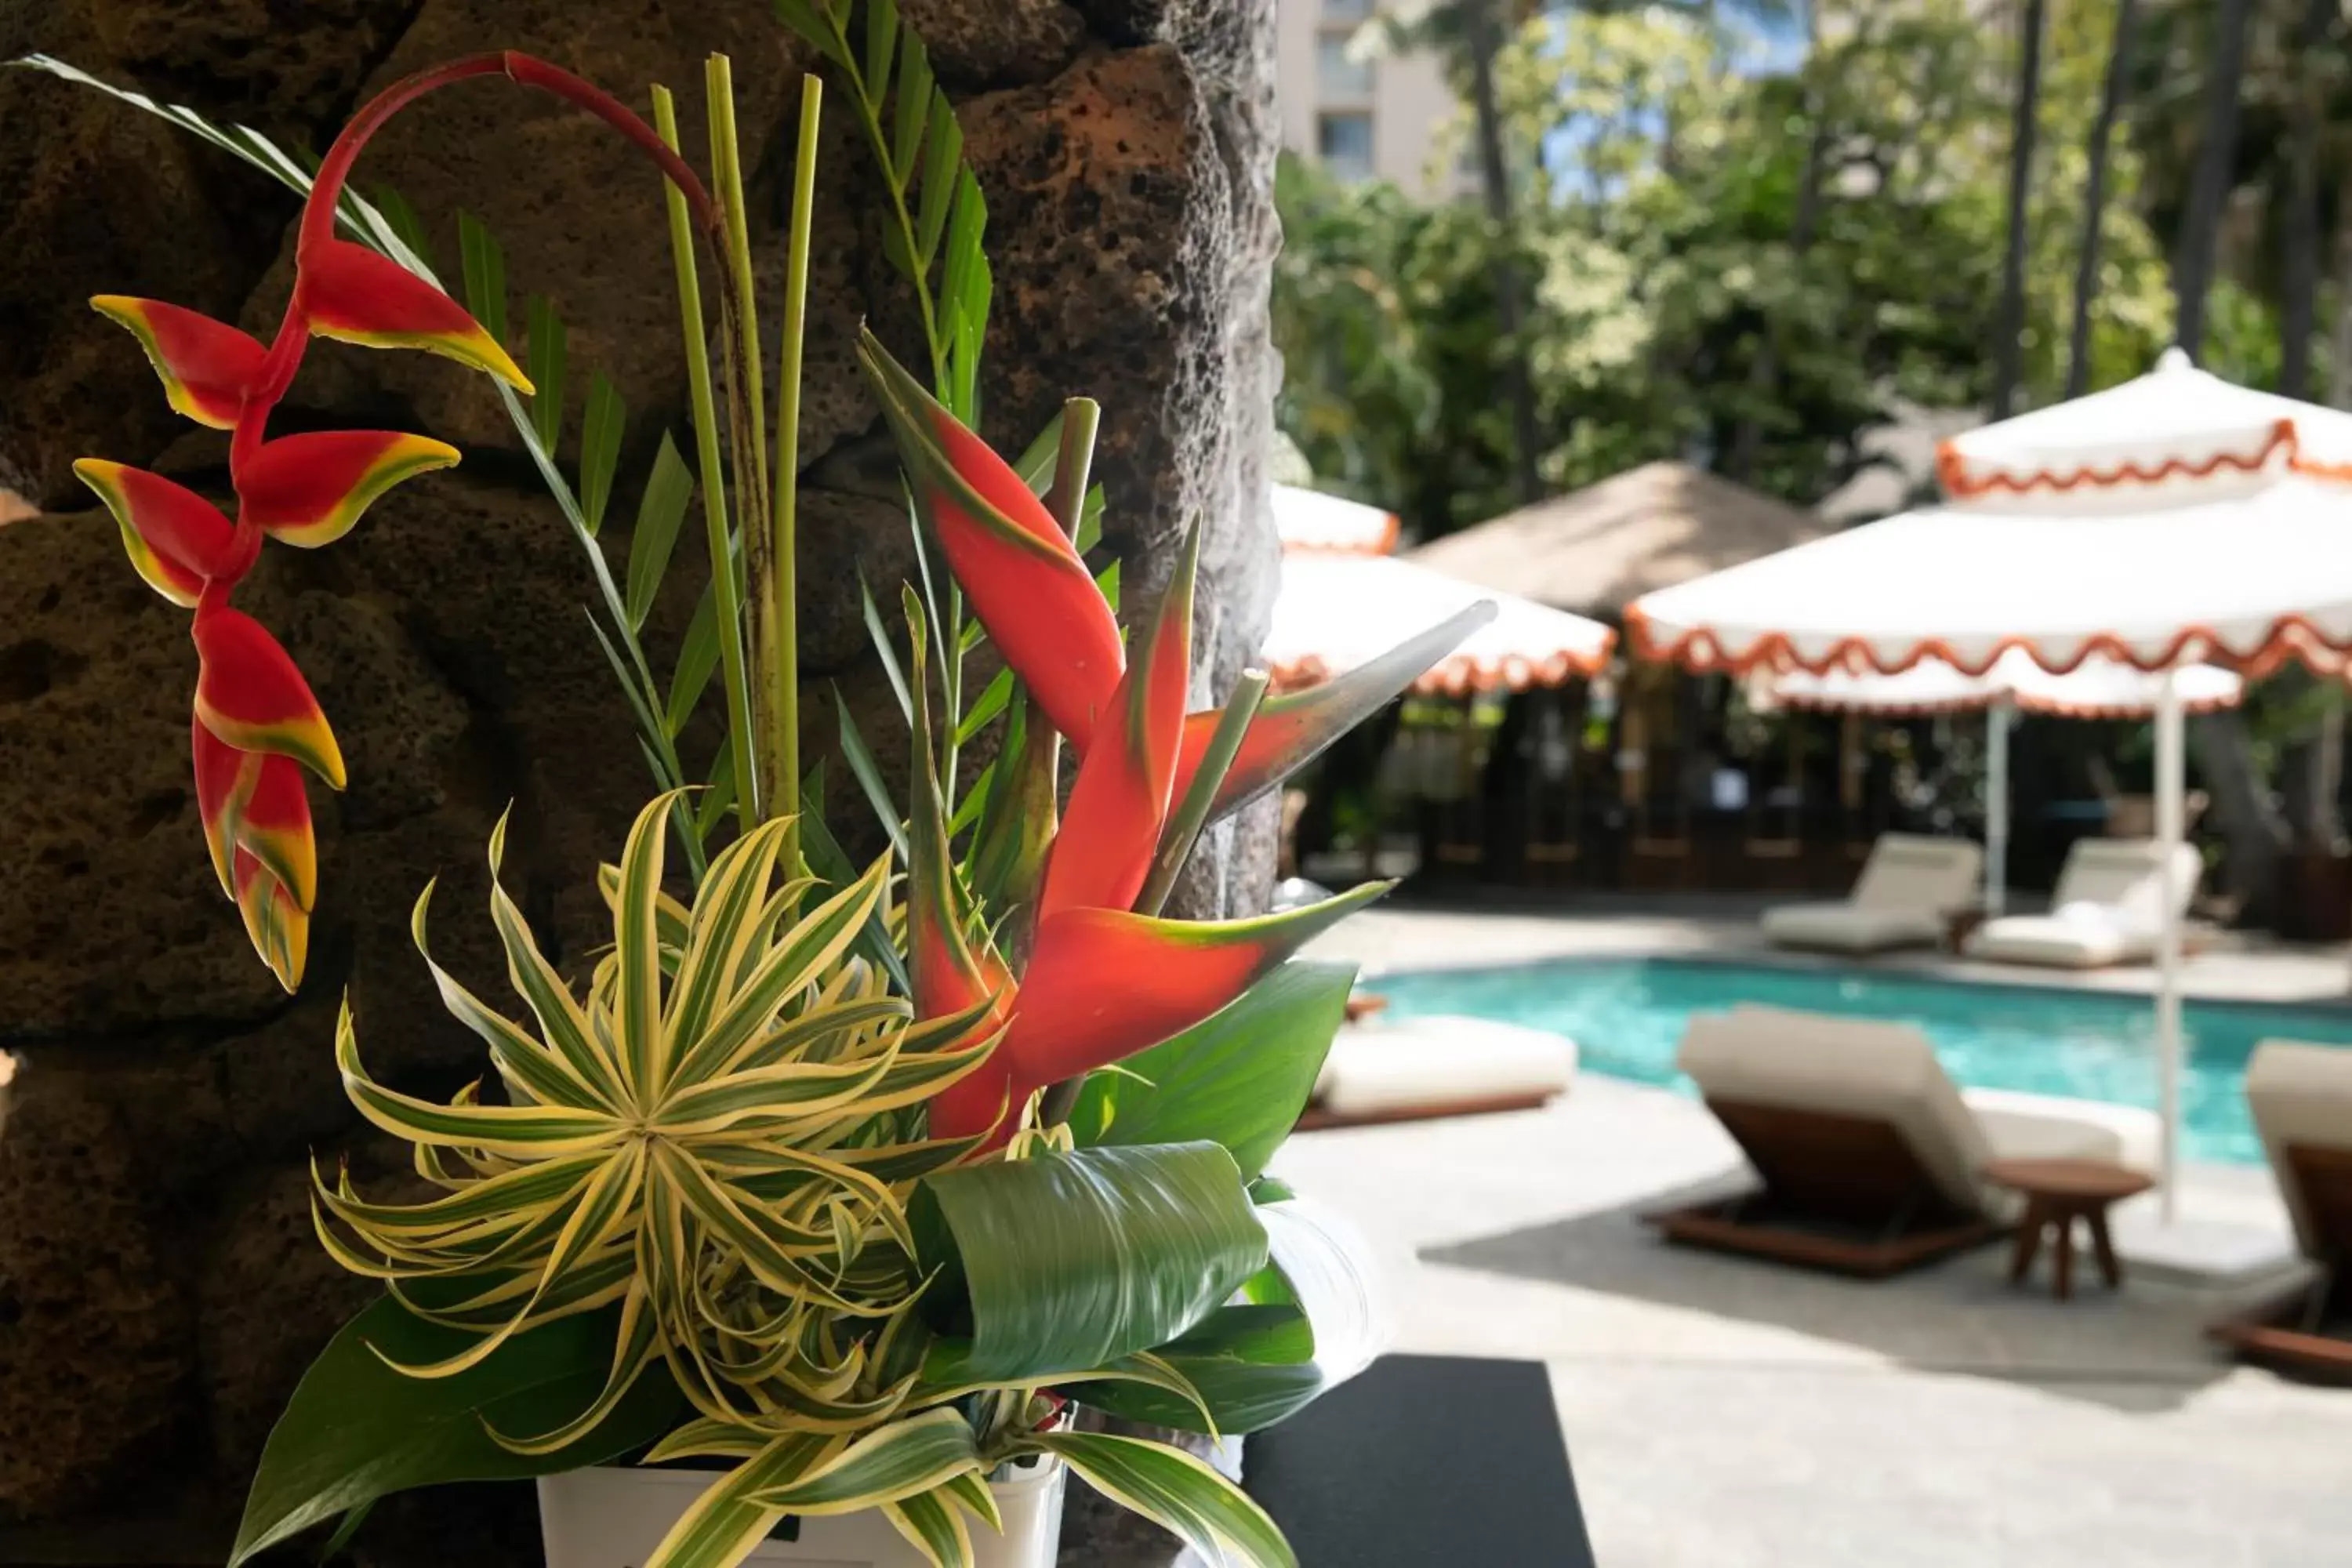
(39, 13), (1500, 1568)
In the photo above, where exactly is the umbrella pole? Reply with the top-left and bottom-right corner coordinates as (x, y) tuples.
(2154, 668), (2186, 1225)
(1986, 695), (2012, 915)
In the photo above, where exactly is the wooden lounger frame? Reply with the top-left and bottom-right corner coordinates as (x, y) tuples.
(2209, 1143), (2352, 1381)
(1644, 1098), (2005, 1278)
(1295, 1091), (1557, 1133)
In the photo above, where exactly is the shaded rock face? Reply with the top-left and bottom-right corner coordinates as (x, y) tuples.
(0, 0), (1280, 1560)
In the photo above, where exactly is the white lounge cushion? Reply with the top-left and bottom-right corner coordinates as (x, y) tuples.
(1962, 1086), (2161, 1174)
(1965, 839), (2202, 968)
(1849, 833), (1985, 913)
(1316, 1016), (1576, 1118)
(1677, 1006), (2160, 1216)
(1678, 1005), (1992, 1212)
(1762, 833), (1980, 953)
(2245, 1039), (2352, 1258)
(2053, 839), (2202, 927)
(1964, 910), (2142, 968)
(1760, 903), (1944, 954)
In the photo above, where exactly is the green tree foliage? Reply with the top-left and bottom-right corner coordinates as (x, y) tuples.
(1275, 0), (2177, 536)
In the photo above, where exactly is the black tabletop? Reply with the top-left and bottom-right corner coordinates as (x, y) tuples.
(1243, 1354), (1597, 1567)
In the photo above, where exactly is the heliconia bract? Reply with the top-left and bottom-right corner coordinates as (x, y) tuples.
(239, 430), (462, 548)
(1036, 524), (1198, 923)
(89, 296), (266, 429)
(857, 329), (1124, 751)
(74, 459), (238, 606)
(194, 608), (347, 791)
(298, 238), (534, 391)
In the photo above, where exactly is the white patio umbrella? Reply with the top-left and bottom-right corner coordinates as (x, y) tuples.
(1629, 350), (2352, 1219)
(1270, 483), (1403, 555)
(1773, 649), (2245, 913)
(1267, 549), (1616, 695)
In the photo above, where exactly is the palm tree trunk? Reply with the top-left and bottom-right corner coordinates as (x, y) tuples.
(1992, 0), (2049, 419)
(1465, 0), (1543, 508)
(2278, 0), (2335, 401)
(2065, 0), (2138, 399)
(2171, 0), (2254, 359)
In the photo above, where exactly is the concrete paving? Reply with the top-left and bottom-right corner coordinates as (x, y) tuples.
(1269, 1078), (2350, 1568)
(1274, 905), (2352, 1567)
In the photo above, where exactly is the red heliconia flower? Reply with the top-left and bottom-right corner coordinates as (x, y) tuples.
(1170, 600), (1500, 826)
(925, 887), (1386, 1143)
(193, 712), (318, 918)
(297, 238), (534, 391)
(193, 607), (347, 790)
(233, 846), (309, 994)
(191, 713), (251, 898)
(74, 460), (238, 607)
(856, 328), (1125, 751)
(236, 750), (319, 914)
(238, 430), (461, 548)
(1035, 526), (1197, 923)
(89, 296), (266, 429)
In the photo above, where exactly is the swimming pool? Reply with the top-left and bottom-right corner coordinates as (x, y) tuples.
(1370, 957), (2352, 1166)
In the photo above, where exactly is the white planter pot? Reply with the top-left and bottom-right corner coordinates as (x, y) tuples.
(537, 1454), (1065, 1568)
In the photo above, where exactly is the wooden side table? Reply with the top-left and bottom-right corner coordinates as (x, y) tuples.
(1984, 1157), (2154, 1301)
(1942, 904), (1987, 953)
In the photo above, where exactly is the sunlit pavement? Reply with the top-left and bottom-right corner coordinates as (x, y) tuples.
(1278, 906), (2352, 1566)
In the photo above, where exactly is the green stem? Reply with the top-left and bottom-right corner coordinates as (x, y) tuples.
(706, 58), (780, 832)
(769, 75), (824, 867)
(1045, 399), (1100, 541)
(1138, 670), (1272, 918)
(653, 85), (760, 829)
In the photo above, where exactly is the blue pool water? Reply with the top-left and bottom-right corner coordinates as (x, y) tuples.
(1372, 958), (2352, 1166)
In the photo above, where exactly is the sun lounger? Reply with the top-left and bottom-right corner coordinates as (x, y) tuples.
(1650, 1004), (2160, 1276)
(1759, 833), (1982, 954)
(1299, 1016), (1577, 1130)
(2209, 1040), (2352, 1381)
(1963, 838), (2201, 968)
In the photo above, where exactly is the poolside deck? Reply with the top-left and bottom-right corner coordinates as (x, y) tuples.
(1279, 904), (2352, 1566)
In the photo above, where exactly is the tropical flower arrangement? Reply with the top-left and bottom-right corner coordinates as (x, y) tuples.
(36, 8), (1490, 1567)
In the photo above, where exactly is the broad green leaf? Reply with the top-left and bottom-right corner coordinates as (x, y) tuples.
(578, 372), (626, 536)
(1075, 1304), (1325, 1435)
(1025, 1432), (1295, 1568)
(527, 294), (567, 452)
(1082, 1195), (1385, 1437)
(624, 434), (694, 631)
(456, 210), (506, 346)
(230, 1296), (681, 1565)
(1070, 960), (1354, 1181)
(913, 1143), (1266, 1382)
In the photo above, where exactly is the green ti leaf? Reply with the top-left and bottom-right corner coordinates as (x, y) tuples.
(527, 294), (567, 453)
(456, 210), (507, 346)
(624, 433), (694, 632)
(230, 1296), (682, 1566)
(577, 372), (626, 537)
(913, 1142), (1266, 1384)
(1071, 960), (1354, 1181)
